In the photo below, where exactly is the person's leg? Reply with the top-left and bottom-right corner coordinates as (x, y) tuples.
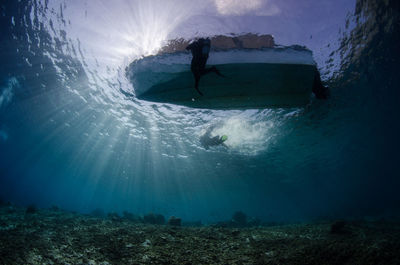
(191, 64), (204, 96)
(194, 75), (203, 96)
(202, 66), (225, 77)
(211, 66), (225, 77)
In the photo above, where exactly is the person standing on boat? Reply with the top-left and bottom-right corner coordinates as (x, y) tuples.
(186, 38), (224, 96)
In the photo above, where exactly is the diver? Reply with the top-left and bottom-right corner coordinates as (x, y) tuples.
(200, 125), (228, 150)
(186, 38), (225, 96)
(312, 67), (330, 99)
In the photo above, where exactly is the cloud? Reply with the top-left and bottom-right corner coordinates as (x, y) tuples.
(214, 0), (280, 16)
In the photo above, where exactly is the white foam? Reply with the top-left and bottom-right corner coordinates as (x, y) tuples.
(0, 77), (18, 108)
(208, 116), (275, 155)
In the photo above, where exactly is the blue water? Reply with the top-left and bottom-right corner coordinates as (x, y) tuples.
(0, 0), (399, 223)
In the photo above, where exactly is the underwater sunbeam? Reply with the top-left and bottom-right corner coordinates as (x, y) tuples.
(1, 0), (400, 263)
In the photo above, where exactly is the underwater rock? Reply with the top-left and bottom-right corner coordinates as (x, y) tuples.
(247, 217), (261, 227)
(143, 213), (165, 225)
(231, 229), (240, 236)
(215, 214), (264, 228)
(330, 220), (347, 234)
(141, 239), (151, 247)
(182, 220), (202, 227)
(50, 205), (60, 211)
(262, 221), (282, 227)
(6, 206), (15, 214)
(122, 211), (141, 222)
(232, 211), (247, 227)
(107, 212), (122, 222)
(214, 221), (230, 228)
(90, 208), (105, 218)
(26, 204), (37, 214)
(168, 216), (182, 226)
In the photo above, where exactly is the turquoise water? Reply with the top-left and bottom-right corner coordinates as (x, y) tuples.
(0, 0), (399, 223)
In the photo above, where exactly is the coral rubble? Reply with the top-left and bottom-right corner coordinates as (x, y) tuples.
(0, 206), (399, 264)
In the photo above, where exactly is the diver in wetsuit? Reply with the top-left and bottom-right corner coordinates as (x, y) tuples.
(200, 125), (228, 150)
(186, 38), (224, 96)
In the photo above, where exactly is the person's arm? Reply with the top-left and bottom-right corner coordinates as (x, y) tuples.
(186, 42), (194, 51)
(205, 124), (217, 135)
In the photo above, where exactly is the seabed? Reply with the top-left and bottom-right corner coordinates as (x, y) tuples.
(1, 205), (399, 265)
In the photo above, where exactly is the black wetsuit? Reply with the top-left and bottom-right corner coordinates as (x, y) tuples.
(186, 38), (224, 95)
(200, 126), (227, 150)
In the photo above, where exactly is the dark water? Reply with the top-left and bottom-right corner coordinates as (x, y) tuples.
(0, 0), (399, 223)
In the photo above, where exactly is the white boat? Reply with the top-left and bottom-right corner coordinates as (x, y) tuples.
(128, 37), (317, 109)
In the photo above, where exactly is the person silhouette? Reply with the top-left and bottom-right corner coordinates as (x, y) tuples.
(186, 38), (224, 95)
(200, 125), (228, 150)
